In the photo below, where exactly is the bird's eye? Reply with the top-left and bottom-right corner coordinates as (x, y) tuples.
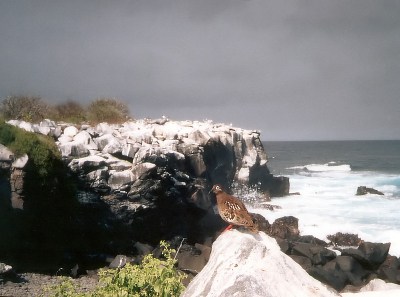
(216, 186), (220, 190)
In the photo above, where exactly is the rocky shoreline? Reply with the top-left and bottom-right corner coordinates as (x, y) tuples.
(1, 220), (399, 296)
(1, 118), (399, 296)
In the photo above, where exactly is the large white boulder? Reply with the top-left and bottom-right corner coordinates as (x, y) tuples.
(18, 121), (34, 132)
(73, 131), (98, 150)
(181, 230), (339, 297)
(63, 126), (79, 138)
(59, 141), (90, 158)
(94, 122), (114, 135)
(122, 129), (154, 144)
(94, 133), (115, 151)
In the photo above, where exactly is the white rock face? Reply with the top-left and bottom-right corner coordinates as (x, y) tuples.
(63, 126), (79, 138)
(12, 154), (29, 169)
(181, 230), (340, 297)
(6, 118), (286, 204)
(0, 144), (14, 161)
(108, 170), (134, 190)
(132, 162), (156, 180)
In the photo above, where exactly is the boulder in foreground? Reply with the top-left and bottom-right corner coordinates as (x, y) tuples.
(181, 230), (339, 297)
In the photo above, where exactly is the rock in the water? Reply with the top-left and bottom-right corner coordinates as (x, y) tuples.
(356, 186), (384, 196)
(181, 230), (340, 297)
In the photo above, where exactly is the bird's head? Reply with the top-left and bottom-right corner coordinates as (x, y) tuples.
(211, 184), (224, 194)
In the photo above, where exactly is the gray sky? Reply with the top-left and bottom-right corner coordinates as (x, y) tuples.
(1, 0), (400, 140)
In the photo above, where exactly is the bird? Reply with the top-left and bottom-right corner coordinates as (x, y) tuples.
(211, 184), (259, 233)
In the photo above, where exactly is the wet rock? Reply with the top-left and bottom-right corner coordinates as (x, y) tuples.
(327, 232), (362, 247)
(356, 186), (384, 196)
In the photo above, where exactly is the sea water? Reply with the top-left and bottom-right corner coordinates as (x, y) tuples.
(253, 141), (400, 256)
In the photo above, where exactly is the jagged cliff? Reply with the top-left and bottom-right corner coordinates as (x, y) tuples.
(1, 118), (289, 256)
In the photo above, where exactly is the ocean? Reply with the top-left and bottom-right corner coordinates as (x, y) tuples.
(254, 140), (400, 256)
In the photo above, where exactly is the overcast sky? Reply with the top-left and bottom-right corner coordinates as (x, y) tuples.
(1, 0), (399, 140)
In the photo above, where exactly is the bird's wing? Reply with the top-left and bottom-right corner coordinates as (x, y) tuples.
(225, 195), (248, 212)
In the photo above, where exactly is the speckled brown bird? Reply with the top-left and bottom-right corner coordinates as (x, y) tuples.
(211, 184), (259, 233)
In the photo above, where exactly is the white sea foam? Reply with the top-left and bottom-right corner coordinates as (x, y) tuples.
(253, 166), (400, 256)
(288, 163), (352, 172)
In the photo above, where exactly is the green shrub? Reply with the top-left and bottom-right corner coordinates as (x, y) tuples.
(0, 95), (51, 123)
(0, 121), (61, 178)
(43, 241), (186, 297)
(87, 98), (130, 124)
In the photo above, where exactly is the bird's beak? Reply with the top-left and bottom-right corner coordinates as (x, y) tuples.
(208, 189), (213, 194)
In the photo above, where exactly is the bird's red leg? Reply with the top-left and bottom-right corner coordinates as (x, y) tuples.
(222, 224), (233, 234)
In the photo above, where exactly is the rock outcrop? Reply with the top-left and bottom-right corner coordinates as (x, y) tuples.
(2, 118), (289, 260)
(356, 186), (384, 196)
(181, 229), (340, 297)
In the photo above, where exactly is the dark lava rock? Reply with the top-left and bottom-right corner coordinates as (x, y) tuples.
(341, 242), (390, 270)
(307, 266), (349, 292)
(268, 216), (299, 240)
(289, 255), (313, 270)
(323, 256), (369, 287)
(275, 237), (291, 254)
(356, 186), (384, 196)
(377, 255), (400, 283)
(249, 213), (270, 233)
(292, 243), (336, 266)
(327, 232), (362, 247)
(297, 235), (328, 246)
(358, 242), (391, 270)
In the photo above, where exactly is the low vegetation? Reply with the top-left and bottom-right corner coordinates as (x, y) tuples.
(43, 241), (186, 297)
(0, 119), (61, 177)
(87, 98), (130, 124)
(0, 95), (131, 125)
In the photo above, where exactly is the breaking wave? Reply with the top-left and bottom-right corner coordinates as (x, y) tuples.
(287, 162), (352, 172)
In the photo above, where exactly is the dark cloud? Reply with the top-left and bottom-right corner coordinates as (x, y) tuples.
(0, 0), (399, 140)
